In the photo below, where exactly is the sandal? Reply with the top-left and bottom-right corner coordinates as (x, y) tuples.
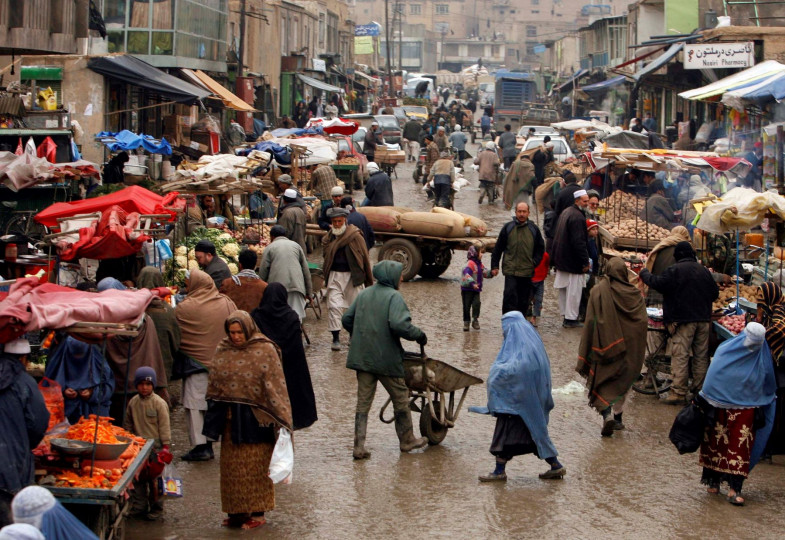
(706, 486), (720, 495)
(727, 492), (745, 506)
(241, 518), (266, 530)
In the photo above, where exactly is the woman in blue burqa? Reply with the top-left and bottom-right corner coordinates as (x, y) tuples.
(472, 311), (565, 482)
(698, 321), (777, 506)
(44, 335), (114, 424)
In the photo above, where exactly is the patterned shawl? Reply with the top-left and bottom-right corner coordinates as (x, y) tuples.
(758, 282), (785, 362)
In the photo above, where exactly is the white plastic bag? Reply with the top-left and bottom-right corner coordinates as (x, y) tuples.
(552, 381), (586, 396)
(269, 428), (293, 484)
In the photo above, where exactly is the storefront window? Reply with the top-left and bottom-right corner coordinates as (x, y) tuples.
(127, 31), (149, 54)
(107, 31), (125, 53)
(103, 0), (127, 27)
(129, 0), (149, 28)
(152, 32), (174, 55)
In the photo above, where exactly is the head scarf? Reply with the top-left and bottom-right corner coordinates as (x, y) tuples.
(484, 311), (558, 459)
(0, 524), (45, 540)
(700, 323), (777, 469)
(645, 225), (691, 271)
(251, 283), (318, 430)
(96, 277), (126, 291)
(206, 311), (292, 430)
(175, 269), (237, 369)
(467, 245), (480, 262)
(674, 241), (695, 261)
(136, 267), (165, 289)
(12, 486), (99, 540)
(758, 282), (785, 361)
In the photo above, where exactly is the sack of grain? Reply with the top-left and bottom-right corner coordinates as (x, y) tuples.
(400, 211), (465, 238)
(389, 206), (414, 214)
(357, 206), (402, 232)
(458, 212), (488, 237)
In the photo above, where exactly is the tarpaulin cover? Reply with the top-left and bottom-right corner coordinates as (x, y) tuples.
(580, 75), (627, 94)
(633, 43), (683, 83)
(35, 185), (181, 228)
(56, 205), (149, 261)
(238, 142), (292, 164)
(722, 71), (785, 111)
(268, 127), (323, 138)
(0, 152), (101, 191)
(696, 187), (785, 234)
(263, 137), (338, 166)
(96, 130), (172, 155)
(556, 69), (589, 92)
(0, 277), (154, 344)
(600, 130), (649, 149)
(87, 55), (211, 103)
(305, 117), (359, 135)
(680, 60), (785, 101)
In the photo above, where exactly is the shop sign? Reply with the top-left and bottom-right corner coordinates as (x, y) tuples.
(355, 24), (381, 37)
(312, 58), (326, 72)
(684, 42), (754, 70)
(354, 36), (374, 55)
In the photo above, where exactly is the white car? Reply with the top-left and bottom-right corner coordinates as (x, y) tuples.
(521, 136), (575, 163)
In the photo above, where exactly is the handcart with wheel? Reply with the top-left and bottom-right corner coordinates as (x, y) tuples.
(632, 309), (673, 396)
(330, 163), (360, 192)
(379, 346), (483, 445)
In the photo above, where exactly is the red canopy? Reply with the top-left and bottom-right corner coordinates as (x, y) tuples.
(35, 186), (182, 228)
(305, 117), (360, 135)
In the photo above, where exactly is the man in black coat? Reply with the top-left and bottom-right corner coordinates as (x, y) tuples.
(0, 339), (49, 527)
(639, 241), (719, 404)
(531, 137), (554, 186)
(364, 162), (394, 206)
(552, 190), (590, 327)
(553, 172), (582, 219)
(491, 201), (545, 316)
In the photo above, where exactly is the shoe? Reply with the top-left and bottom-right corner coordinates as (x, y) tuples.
(613, 420), (626, 430)
(478, 196), (484, 204)
(353, 413), (371, 460)
(562, 319), (584, 328)
(662, 393), (686, 405)
(472, 318), (480, 330)
(463, 322), (470, 332)
(538, 467), (566, 479)
(601, 417), (615, 437)
(181, 444), (211, 462)
(394, 411), (428, 452)
(331, 340), (341, 351)
(478, 472), (507, 482)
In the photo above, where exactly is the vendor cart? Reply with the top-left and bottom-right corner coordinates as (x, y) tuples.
(380, 346), (483, 445)
(375, 148), (405, 177)
(330, 163), (360, 193)
(45, 440), (154, 540)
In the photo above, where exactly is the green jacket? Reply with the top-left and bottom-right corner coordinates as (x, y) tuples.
(342, 261), (424, 378)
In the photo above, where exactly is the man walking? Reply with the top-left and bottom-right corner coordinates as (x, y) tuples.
(475, 141), (500, 204)
(219, 249), (267, 312)
(638, 241), (719, 404)
(323, 207), (374, 350)
(258, 225), (313, 321)
(502, 153), (536, 211)
(531, 138), (554, 186)
(552, 190), (590, 328)
(428, 151), (456, 209)
(553, 172), (582, 219)
(364, 121), (382, 162)
(278, 188), (308, 253)
(402, 117), (422, 162)
(449, 125), (468, 162)
(343, 260), (428, 459)
(498, 124), (518, 169)
(491, 201), (545, 315)
(364, 162), (394, 207)
(339, 196), (375, 250)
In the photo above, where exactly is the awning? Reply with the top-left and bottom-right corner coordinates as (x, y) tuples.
(354, 70), (381, 85)
(87, 55), (211, 103)
(680, 60), (785, 101)
(722, 71), (785, 110)
(580, 75), (627, 94)
(633, 43), (682, 82)
(612, 47), (665, 70)
(556, 69), (589, 92)
(186, 69), (257, 112)
(296, 73), (344, 94)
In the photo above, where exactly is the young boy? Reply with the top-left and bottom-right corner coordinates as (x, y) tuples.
(125, 367), (171, 521)
(461, 246), (489, 331)
(529, 252), (550, 327)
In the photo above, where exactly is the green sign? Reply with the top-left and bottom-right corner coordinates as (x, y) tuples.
(665, 0), (698, 36)
(355, 36), (374, 55)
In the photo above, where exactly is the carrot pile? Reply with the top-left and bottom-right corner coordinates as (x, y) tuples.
(54, 466), (124, 489)
(65, 415), (120, 444)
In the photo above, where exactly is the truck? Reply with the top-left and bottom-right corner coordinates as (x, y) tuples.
(493, 72), (538, 134)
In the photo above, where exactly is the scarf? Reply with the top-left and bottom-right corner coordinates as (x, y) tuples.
(206, 310), (293, 430)
(136, 267), (164, 289)
(175, 269), (237, 370)
(231, 268), (261, 286)
(577, 257), (648, 411)
(645, 226), (691, 272)
(759, 282), (785, 362)
(322, 224), (374, 286)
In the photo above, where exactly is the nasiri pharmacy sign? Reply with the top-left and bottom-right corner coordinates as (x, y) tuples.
(684, 42), (755, 70)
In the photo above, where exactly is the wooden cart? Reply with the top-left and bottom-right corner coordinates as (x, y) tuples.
(330, 163), (360, 193)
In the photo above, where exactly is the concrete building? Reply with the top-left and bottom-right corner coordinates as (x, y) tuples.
(0, 0), (92, 55)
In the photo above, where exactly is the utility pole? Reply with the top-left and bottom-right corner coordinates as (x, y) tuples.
(238, 0), (246, 74)
(384, 0), (393, 96)
(397, 0), (402, 73)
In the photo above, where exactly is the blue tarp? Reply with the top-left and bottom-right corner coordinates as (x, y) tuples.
(726, 71), (785, 102)
(633, 43), (683, 82)
(580, 75), (627, 94)
(556, 69), (589, 92)
(269, 127), (324, 138)
(238, 141), (292, 164)
(96, 130), (172, 155)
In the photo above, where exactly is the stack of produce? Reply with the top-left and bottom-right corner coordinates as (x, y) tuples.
(713, 283), (758, 312)
(604, 219), (670, 240)
(229, 225), (271, 257)
(168, 227), (242, 286)
(336, 157), (360, 165)
(717, 314), (746, 335)
(602, 191), (645, 222)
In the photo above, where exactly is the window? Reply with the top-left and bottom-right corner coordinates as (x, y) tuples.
(318, 14), (325, 48)
(532, 10), (539, 14)
(410, 4), (421, 15)
(526, 42), (536, 55)
(532, 0), (539, 4)
(435, 4), (449, 15)
(526, 25), (536, 37)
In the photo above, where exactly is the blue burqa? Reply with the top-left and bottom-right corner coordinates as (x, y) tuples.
(470, 311), (558, 459)
(44, 336), (114, 424)
(700, 329), (777, 470)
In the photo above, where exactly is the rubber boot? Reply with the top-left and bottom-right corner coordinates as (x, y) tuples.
(394, 411), (428, 452)
(353, 413), (371, 460)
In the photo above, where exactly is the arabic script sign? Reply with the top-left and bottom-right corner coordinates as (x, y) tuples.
(684, 42), (754, 70)
(355, 24), (381, 37)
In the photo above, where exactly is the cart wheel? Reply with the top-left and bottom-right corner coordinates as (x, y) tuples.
(378, 238), (422, 281)
(420, 401), (448, 445)
(631, 354), (672, 395)
(5, 212), (46, 240)
(413, 167), (420, 183)
(417, 247), (451, 279)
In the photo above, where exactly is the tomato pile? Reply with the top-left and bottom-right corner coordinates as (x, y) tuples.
(718, 314), (746, 334)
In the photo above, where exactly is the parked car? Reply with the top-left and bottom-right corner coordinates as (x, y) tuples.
(515, 125), (559, 148)
(352, 126), (367, 151)
(521, 135), (575, 163)
(392, 106), (429, 128)
(373, 114), (402, 144)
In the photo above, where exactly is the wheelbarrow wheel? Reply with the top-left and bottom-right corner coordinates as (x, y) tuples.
(419, 401), (448, 445)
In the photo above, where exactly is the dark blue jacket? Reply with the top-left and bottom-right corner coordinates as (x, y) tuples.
(365, 171), (394, 206)
(347, 210), (375, 251)
(0, 355), (49, 494)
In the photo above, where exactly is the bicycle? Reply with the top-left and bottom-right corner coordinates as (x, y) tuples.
(632, 314), (673, 396)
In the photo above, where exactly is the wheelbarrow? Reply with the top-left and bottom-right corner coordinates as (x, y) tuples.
(380, 346), (483, 445)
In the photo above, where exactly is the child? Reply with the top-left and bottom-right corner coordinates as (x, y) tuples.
(461, 246), (489, 331)
(529, 251), (550, 327)
(124, 367), (171, 521)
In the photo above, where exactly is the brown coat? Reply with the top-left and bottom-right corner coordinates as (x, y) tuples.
(424, 142), (440, 176)
(322, 224), (374, 287)
(474, 149), (500, 183)
(220, 276), (268, 312)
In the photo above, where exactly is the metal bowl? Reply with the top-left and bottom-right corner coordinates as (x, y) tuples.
(92, 436), (131, 461)
(51, 438), (93, 456)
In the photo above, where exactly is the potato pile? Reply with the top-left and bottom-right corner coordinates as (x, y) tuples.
(604, 219), (670, 240)
(601, 191), (645, 222)
(337, 157), (360, 165)
(713, 283), (758, 312)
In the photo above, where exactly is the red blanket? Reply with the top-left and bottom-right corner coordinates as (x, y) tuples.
(56, 205), (149, 261)
(0, 278), (155, 343)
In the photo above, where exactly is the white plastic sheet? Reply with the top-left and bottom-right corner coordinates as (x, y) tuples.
(696, 187), (785, 234)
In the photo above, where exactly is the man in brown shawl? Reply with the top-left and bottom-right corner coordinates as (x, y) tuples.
(219, 249), (267, 312)
(576, 257), (647, 437)
(175, 269), (237, 461)
(502, 153), (536, 211)
(322, 207), (373, 351)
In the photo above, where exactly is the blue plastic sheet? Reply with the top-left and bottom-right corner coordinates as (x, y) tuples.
(237, 141), (292, 164)
(269, 127), (324, 138)
(97, 130), (172, 155)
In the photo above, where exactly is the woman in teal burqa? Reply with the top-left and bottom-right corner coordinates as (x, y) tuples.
(472, 311), (565, 481)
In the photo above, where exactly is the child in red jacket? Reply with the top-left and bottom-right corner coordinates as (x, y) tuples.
(529, 252), (549, 327)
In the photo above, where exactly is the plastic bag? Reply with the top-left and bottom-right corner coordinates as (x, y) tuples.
(158, 462), (183, 497)
(552, 381), (585, 396)
(269, 428), (293, 484)
(38, 378), (65, 431)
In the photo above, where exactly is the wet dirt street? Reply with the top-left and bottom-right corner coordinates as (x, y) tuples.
(129, 141), (785, 539)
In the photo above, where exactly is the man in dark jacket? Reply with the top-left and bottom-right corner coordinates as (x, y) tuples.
(553, 172), (582, 219)
(364, 162), (394, 206)
(340, 196), (375, 251)
(498, 124), (518, 169)
(491, 201), (545, 315)
(531, 138), (554, 186)
(194, 240), (231, 291)
(402, 118), (422, 162)
(278, 188), (308, 253)
(318, 186), (346, 230)
(0, 340), (49, 527)
(342, 260), (428, 459)
(552, 190), (590, 327)
(364, 121), (382, 162)
(639, 241), (719, 404)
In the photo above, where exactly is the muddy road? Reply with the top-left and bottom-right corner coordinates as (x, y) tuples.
(128, 140), (785, 539)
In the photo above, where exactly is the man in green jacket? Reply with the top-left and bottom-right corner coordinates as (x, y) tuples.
(342, 260), (429, 459)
